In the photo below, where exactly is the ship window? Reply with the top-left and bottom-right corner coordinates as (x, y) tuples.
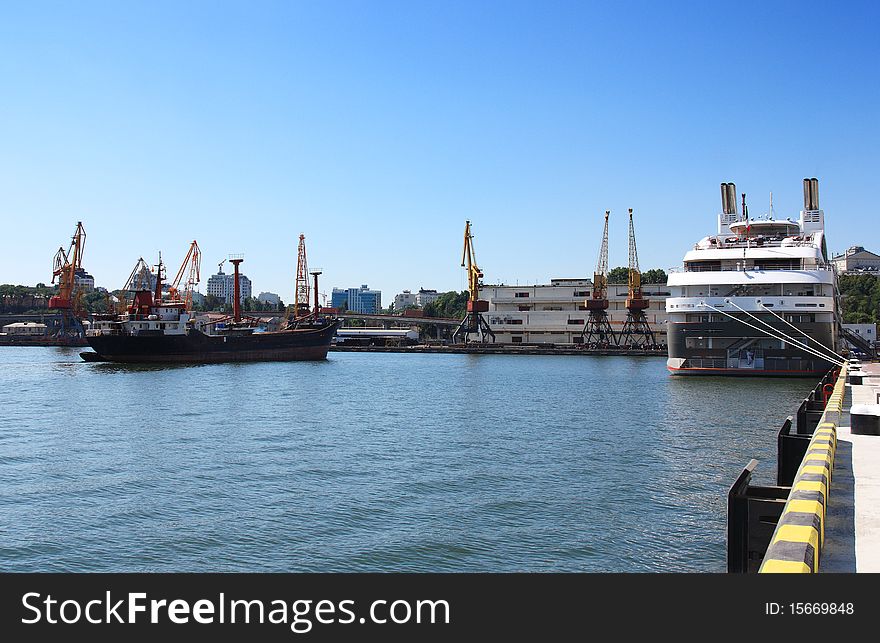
(511, 336), (523, 343)
(514, 292), (530, 298)
(685, 261), (722, 272)
(567, 319), (585, 325)
(573, 291), (590, 297)
(518, 305), (531, 311)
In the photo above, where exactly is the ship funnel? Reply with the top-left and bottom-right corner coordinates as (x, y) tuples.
(803, 177), (820, 210)
(720, 182), (737, 215)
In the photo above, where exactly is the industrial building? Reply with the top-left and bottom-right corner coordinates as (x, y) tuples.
(478, 278), (669, 344)
(1, 322), (48, 336)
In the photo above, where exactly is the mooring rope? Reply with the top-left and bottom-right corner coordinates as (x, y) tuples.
(756, 301), (847, 364)
(697, 300), (845, 367)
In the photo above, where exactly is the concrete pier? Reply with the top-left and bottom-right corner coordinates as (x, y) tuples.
(822, 361), (880, 572)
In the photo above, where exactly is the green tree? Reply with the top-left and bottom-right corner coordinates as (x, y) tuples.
(839, 274), (880, 323)
(607, 267), (629, 284)
(424, 291), (469, 319)
(642, 268), (668, 284)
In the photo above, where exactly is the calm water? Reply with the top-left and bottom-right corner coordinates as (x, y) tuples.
(0, 348), (811, 572)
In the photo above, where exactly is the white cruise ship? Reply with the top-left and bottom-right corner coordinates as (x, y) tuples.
(665, 178), (840, 375)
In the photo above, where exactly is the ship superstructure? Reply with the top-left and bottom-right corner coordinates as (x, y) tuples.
(666, 178), (842, 375)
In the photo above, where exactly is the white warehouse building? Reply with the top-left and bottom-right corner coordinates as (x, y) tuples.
(477, 278), (669, 344)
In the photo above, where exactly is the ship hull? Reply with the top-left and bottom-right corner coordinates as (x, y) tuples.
(0, 336), (87, 347)
(83, 321), (339, 363)
(666, 317), (837, 377)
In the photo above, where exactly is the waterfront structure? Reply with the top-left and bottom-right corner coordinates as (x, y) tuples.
(258, 292), (281, 306)
(478, 278), (668, 344)
(1, 322), (48, 336)
(665, 179), (838, 375)
(843, 323), (876, 347)
(332, 285), (381, 314)
(394, 290), (417, 310)
(832, 246), (880, 274)
(206, 267), (252, 304)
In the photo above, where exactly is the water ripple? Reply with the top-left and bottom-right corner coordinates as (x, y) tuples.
(0, 348), (808, 572)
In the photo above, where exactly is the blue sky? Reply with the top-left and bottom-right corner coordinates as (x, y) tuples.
(1, 1), (877, 304)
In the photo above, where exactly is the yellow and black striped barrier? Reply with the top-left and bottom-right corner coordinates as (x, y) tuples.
(758, 365), (847, 573)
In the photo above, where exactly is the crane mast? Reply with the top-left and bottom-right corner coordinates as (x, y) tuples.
(619, 208), (656, 348)
(594, 210), (610, 302)
(582, 210), (618, 348)
(453, 220), (495, 343)
(295, 234), (310, 318)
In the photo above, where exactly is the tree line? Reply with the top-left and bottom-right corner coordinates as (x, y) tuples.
(839, 274), (880, 323)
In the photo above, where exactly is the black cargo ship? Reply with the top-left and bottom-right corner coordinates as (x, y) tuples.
(81, 254), (338, 364)
(83, 319), (339, 363)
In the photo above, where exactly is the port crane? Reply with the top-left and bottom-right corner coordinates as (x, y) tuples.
(166, 240), (201, 310)
(118, 257), (154, 313)
(282, 234), (312, 329)
(49, 221), (87, 337)
(295, 234), (310, 318)
(619, 209), (656, 348)
(452, 220), (495, 344)
(582, 210), (618, 348)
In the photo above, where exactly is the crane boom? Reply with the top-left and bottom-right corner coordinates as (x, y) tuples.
(167, 241), (201, 310)
(619, 207), (655, 348)
(593, 210), (610, 301)
(461, 220), (483, 304)
(49, 221), (86, 311)
(453, 220), (494, 343)
(627, 208), (643, 299)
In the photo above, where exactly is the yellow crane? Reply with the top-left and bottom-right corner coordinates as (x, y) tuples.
(49, 221), (87, 336)
(619, 208), (656, 348)
(582, 210), (618, 348)
(453, 220), (495, 343)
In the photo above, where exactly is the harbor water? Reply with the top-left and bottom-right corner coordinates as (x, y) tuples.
(0, 348), (810, 572)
